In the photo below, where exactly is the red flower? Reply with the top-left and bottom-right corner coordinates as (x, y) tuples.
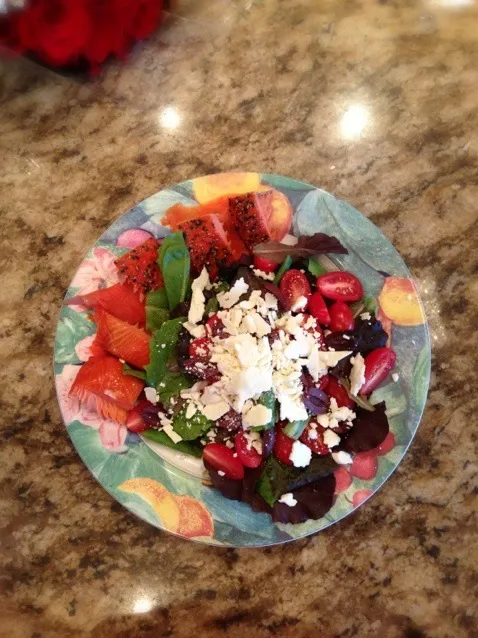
(17, 0), (92, 66)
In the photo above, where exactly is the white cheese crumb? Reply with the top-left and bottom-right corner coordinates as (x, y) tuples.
(349, 353), (365, 396)
(280, 234), (299, 246)
(253, 268), (275, 281)
(308, 429), (318, 440)
(242, 404), (271, 428)
(392, 373), (399, 382)
(332, 451), (353, 465)
(360, 312), (371, 320)
(161, 420), (182, 444)
(291, 295), (308, 312)
(289, 440), (312, 467)
(188, 267), (210, 325)
(201, 400), (230, 421)
(323, 429), (341, 449)
(218, 471), (225, 477)
(183, 321), (206, 339)
(217, 278), (249, 309)
(185, 402), (197, 419)
(278, 492), (297, 507)
(144, 387), (159, 405)
(225, 440), (234, 449)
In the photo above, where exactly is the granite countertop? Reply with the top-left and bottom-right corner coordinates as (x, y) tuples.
(1, 1), (477, 636)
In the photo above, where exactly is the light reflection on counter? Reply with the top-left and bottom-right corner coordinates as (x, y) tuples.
(159, 106), (181, 130)
(340, 104), (369, 139)
(133, 597), (154, 614)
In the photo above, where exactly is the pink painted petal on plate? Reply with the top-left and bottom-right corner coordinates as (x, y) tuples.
(116, 229), (153, 248)
(75, 334), (97, 362)
(56, 364), (81, 424)
(99, 420), (128, 452)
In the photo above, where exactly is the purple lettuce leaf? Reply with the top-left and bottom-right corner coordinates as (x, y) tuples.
(303, 387), (330, 415)
(253, 233), (348, 261)
(339, 401), (389, 453)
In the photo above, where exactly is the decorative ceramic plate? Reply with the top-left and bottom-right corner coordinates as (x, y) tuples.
(54, 172), (430, 546)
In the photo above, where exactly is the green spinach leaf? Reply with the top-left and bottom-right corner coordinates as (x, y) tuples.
(146, 307), (170, 332)
(172, 405), (212, 441)
(157, 372), (193, 404)
(145, 317), (185, 387)
(142, 429), (203, 458)
(158, 233), (190, 311)
(273, 255), (292, 285)
(307, 258), (328, 277)
(122, 363), (147, 381)
(146, 288), (169, 309)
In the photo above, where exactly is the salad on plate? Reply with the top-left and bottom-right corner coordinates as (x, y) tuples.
(67, 190), (397, 525)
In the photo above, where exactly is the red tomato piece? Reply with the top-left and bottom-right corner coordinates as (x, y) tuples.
(253, 255), (279, 273)
(307, 291), (331, 326)
(234, 432), (262, 468)
(273, 426), (294, 465)
(329, 301), (355, 332)
(125, 400), (153, 433)
(326, 376), (355, 408)
(316, 271), (364, 302)
(279, 270), (311, 311)
(360, 347), (396, 395)
(203, 443), (245, 479)
(300, 422), (329, 455)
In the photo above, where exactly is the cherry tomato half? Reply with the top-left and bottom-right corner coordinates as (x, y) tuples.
(234, 432), (262, 468)
(280, 270), (311, 311)
(316, 271), (364, 302)
(360, 347), (396, 395)
(203, 443), (244, 479)
(273, 426), (294, 465)
(253, 255), (279, 273)
(329, 301), (355, 332)
(307, 292), (331, 326)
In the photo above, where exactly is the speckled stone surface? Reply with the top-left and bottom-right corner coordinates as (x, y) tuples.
(1, 1), (477, 636)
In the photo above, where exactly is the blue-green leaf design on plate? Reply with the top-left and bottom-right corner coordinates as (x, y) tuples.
(55, 308), (95, 364)
(55, 173), (430, 547)
(140, 189), (197, 218)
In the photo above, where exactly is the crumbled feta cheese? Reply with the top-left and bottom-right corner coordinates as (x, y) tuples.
(218, 470), (225, 477)
(307, 347), (352, 381)
(217, 278), (249, 309)
(291, 295), (308, 313)
(308, 429), (318, 440)
(183, 321), (206, 339)
(161, 420), (182, 444)
(323, 429), (341, 448)
(253, 268), (275, 281)
(360, 312), (371, 321)
(278, 492), (297, 507)
(201, 400), (230, 421)
(185, 402), (197, 419)
(289, 440), (312, 467)
(225, 440), (234, 449)
(349, 353), (365, 396)
(242, 404), (272, 428)
(332, 451), (353, 465)
(243, 430), (263, 454)
(144, 387), (159, 404)
(392, 373), (399, 382)
(188, 267), (210, 325)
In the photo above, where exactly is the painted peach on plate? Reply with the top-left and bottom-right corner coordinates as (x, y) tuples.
(378, 277), (425, 326)
(119, 478), (181, 533)
(193, 172), (261, 204)
(118, 478), (214, 538)
(175, 495), (214, 539)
